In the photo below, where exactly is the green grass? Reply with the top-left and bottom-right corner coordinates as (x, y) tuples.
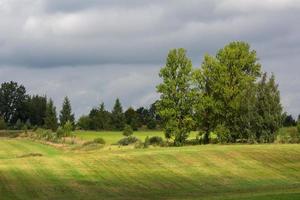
(0, 137), (300, 199)
(75, 130), (198, 144)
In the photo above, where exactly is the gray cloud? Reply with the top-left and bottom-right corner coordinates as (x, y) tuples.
(0, 0), (299, 117)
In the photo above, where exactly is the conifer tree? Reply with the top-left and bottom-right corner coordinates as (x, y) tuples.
(44, 99), (58, 131)
(111, 98), (125, 130)
(59, 96), (75, 128)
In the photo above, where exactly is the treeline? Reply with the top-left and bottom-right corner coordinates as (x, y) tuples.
(77, 99), (161, 131)
(0, 81), (76, 131)
(0, 81), (161, 131)
(156, 41), (297, 145)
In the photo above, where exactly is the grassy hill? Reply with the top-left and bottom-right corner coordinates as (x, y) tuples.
(0, 138), (300, 199)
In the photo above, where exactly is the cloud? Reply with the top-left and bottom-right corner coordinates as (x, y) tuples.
(0, 0), (299, 117)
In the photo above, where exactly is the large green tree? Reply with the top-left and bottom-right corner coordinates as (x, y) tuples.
(256, 73), (282, 142)
(156, 48), (195, 145)
(89, 102), (111, 130)
(59, 96), (75, 128)
(25, 95), (47, 126)
(194, 42), (262, 142)
(44, 99), (58, 131)
(111, 98), (125, 130)
(124, 107), (139, 130)
(0, 81), (27, 125)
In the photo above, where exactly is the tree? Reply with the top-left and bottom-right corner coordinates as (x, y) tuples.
(0, 116), (7, 130)
(0, 81), (27, 125)
(123, 124), (133, 137)
(111, 98), (125, 130)
(63, 120), (73, 137)
(282, 114), (296, 127)
(255, 73), (282, 142)
(59, 96), (75, 128)
(25, 95), (47, 126)
(44, 99), (58, 131)
(88, 102), (111, 130)
(77, 115), (91, 130)
(125, 107), (139, 130)
(156, 48), (195, 145)
(194, 41), (262, 142)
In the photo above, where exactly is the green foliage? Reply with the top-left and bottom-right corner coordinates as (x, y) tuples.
(44, 99), (58, 132)
(111, 98), (125, 130)
(118, 136), (140, 146)
(63, 120), (73, 137)
(88, 103), (112, 130)
(125, 107), (139, 130)
(298, 122), (300, 134)
(123, 124), (133, 137)
(214, 124), (232, 143)
(56, 126), (64, 138)
(15, 119), (24, 130)
(276, 127), (300, 144)
(35, 128), (58, 142)
(282, 113), (296, 127)
(25, 95), (47, 127)
(157, 48), (195, 145)
(93, 137), (106, 144)
(0, 116), (7, 130)
(148, 136), (163, 146)
(193, 41), (282, 143)
(59, 96), (75, 129)
(143, 136), (150, 148)
(77, 115), (91, 130)
(0, 81), (27, 125)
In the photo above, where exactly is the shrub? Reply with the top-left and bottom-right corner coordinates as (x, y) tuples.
(93, 137), (106, 144)
(123, 124), (133, 137)
(149, 136), (163, 146)
(63, 121), (73, 137)
(118, 136), (139, 146)
(297, 122), (300, 134)
(215, 124), (232, 144)
(209, 131), (218, 144)
(143, 136), (150, 148)
(185, 138), (200, 145)
(134, 140), (144, 149)
(276, 127), (300, 144)
(56, 126), (64, 138)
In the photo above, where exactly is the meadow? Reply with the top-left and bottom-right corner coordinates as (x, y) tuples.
(75, 130), (198, 144)
(0, 133), (300, 200)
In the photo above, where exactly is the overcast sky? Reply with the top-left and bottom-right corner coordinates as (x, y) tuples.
(0, 0), (299, 118)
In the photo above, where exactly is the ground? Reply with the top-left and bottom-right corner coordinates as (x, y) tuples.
(0, 131), (299, 199)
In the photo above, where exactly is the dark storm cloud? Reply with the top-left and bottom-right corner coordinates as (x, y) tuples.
(0, 0), (299, 117)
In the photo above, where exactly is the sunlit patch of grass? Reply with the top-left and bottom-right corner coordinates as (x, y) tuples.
(0, 138), (299, 199)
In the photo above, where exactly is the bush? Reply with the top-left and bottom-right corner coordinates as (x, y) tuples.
(56, 126), (64, 138)
(143, 136), (150, 148)
(276, 127), (300, 144)
(209, 131), (218, 144)
(118, 136), (140, 146)
(297, 122), (300, 134)
(149, 136), (163, 146)
(123, 124), (133, 137)
(63, 121), (73, 136)
(215, 124), (232, 143)
(93, 137), (106, 144)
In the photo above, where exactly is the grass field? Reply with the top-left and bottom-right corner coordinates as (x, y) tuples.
(75, 130), (198, 144)
(0, 136), (300, 200)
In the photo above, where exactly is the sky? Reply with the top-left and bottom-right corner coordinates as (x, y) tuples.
(0, 0), (299, 118)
